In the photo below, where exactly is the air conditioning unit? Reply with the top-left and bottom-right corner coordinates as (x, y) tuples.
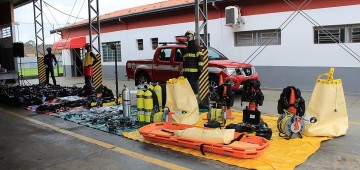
(225, 6), (245, 27)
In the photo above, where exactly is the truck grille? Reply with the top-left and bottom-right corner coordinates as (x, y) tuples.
(243, 67), (253, 76)
(235, 67), (253, 76)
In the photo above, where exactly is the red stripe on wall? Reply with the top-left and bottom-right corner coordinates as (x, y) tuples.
(61, 0), (359, 39)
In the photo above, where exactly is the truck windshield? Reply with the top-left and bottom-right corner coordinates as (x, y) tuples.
(208, 47), (228, 60)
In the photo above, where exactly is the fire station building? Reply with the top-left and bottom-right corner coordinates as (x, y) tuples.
(52, 0), (360, 94)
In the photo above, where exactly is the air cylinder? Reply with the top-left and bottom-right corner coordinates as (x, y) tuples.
(154, 82), (162, 111)
(144, 89), (153, 123)
(136, 89), (145, 122)
(122, 85), (131, 117)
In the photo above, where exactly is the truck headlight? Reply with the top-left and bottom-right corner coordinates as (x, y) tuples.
(224, 68), (236, 75)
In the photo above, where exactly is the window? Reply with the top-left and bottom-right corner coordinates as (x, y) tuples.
(260, 30), (281, 45)
(234, 29), (281, 46)
(314, 26), (345, 44)
(151, 38), (158, 50)
(158, 48), (172, 62)
(1, 26), (11, 38)
(200, 33), (210, 46)
(102, 41), (121, 62)
(351, 27), (360, 43)
(314, 24), (360, 44)
(174, 48), (184, 62)
(137, 39), (143, 50)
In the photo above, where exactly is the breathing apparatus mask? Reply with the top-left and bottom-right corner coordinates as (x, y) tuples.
(185, 30), (195, 42)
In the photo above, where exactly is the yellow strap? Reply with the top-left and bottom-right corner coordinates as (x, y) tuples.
(317, 67), (341, 84)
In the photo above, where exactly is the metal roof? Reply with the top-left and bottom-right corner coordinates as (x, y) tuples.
(50, 0), (234, 33)
(0, 0), (32, 8)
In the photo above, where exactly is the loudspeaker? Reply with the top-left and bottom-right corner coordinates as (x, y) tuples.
(13, 42), (24, 57)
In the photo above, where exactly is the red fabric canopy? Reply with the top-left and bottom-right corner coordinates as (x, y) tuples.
(52, 36), (86, 50)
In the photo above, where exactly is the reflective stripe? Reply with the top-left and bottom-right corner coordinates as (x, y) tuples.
(198, 62), (204, 66)
(184, 53), (196, 58)
(183, 68), (198, 72)
(196, 51), (203, 56)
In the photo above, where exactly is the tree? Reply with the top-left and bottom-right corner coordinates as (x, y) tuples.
(24, 40), (35, 46)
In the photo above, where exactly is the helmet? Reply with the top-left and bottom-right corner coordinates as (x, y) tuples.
(184, 30), (195, 42)
(46, 47), (52, 51)
(85, 43), (90, 48)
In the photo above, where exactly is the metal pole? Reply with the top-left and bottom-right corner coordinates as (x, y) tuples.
(195, 0), (200, 45)
(111, 44), (119, 104)
(33, 0), (46, 85)
(203, 0), (208, 47)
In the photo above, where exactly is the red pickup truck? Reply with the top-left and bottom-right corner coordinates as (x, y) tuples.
(126, 42), (258, 98)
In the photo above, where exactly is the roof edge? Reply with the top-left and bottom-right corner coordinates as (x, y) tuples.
(50, 0), (234, 33)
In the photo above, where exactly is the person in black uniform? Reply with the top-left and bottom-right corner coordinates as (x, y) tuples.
(44, 47), (58, 85)
(182, 30), (204, 100)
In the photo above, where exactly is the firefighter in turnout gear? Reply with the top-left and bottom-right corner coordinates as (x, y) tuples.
(183, 30), (204, 102)
(83, 43), (98, 85)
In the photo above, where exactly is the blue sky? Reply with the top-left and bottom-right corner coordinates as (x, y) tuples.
(14, 0), (165, 44)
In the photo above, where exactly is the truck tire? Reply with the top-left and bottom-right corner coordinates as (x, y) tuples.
(135, 73), (150, 86)
(209, 75), (219, 101)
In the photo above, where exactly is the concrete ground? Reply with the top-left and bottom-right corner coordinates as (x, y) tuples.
(0, 77), (359, 170)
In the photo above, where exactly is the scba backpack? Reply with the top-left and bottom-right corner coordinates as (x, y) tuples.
(277, 86), (305, 117)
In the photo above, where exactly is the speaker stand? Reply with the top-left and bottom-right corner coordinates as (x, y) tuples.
(18, 57), (30, 86)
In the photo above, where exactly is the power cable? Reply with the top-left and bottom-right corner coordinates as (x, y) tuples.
(43, 0), (87, 76)
(244, 0), (312, 63)
(15, 21), (66, 25)
(284, 0), (360, 63)
(43, 1), (86, 20)
(62, 0), (79, 30)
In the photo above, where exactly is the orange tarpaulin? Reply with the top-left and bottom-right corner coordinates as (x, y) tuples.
(123, 112), (331, 170)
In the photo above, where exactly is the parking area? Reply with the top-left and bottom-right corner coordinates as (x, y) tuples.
(0, 77), (359, 169)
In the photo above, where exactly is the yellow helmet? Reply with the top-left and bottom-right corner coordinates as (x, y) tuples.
(184, 30), (195, 41)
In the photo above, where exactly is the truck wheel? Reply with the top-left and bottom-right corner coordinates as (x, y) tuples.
(209, 76), (219, 101)
(135, 73), (150, 86)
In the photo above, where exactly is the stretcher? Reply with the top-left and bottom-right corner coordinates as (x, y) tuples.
(139, 122), (269, 159)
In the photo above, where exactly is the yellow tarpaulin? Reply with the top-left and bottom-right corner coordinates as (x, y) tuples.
(123, 112), (331, 170)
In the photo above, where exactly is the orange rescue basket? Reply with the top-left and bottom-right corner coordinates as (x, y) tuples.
(139, 122), (270, 159)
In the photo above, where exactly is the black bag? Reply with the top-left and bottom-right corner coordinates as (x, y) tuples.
(102, 86), (114, 99)
(277, 86), (305, 116)
(243, 108), (261, 125)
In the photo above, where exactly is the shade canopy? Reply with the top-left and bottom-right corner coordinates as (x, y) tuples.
(52, 36), (86, 50)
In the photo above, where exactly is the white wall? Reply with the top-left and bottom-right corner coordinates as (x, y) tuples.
(62, 49), (71, 65)
(217, 4), (360, 67)
(97, 4), (360, 68)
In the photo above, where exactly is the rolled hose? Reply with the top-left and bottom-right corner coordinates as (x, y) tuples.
(277, 114), (291, 135)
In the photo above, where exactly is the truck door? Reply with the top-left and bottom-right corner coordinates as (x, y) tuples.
(153, 48), (175, 82)
(172, 48), (185, 78)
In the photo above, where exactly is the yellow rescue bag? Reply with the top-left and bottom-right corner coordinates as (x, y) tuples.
(165, 76), (199, 125)
(304, 68), (348, 137)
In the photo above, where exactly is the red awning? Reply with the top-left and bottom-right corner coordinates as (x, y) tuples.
(52, 36), (86, 50)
